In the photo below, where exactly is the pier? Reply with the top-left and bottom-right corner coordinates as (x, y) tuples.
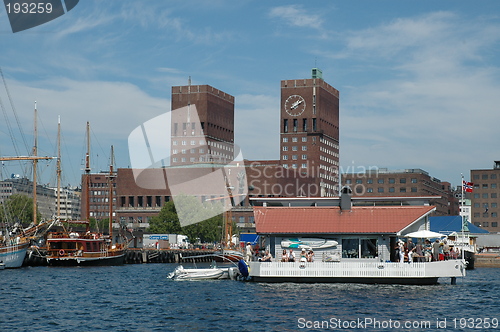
(23, 247), (219, 266)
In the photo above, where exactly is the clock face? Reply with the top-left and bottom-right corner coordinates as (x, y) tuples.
(285, 95), (306, 116)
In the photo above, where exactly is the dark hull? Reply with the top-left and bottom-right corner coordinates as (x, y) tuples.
(47, 254), (125, 266)
(251, 276), (440, 285)
(464, 251), (475, 270)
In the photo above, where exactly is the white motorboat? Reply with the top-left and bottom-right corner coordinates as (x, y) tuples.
(168, 265), (226, 280)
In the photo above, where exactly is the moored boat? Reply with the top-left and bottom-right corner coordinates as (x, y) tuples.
(0, 239), (30, 268)
(168, 264), (240, 280)
(245, 194), (467, 285)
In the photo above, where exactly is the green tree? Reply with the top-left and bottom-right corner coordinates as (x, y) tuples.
(0, 194), (41, 227)
(148, 201), (182, 234)
(89, 217), (109, 232)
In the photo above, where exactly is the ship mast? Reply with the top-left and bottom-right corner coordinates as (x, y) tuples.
(32, 103), (38, 225)
(108, 145), (116, 242)
(56, 116), (61, 221)
(84, 122), (91, 232)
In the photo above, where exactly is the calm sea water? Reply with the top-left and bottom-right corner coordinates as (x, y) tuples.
(1, 263), (499, 332)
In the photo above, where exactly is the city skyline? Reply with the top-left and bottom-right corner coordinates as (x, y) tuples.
(1, 1), (500, 187)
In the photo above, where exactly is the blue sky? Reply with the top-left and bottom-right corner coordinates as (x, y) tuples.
(1, 1), (500, 188)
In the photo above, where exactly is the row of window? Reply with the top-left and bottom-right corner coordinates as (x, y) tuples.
(282, 164), (308, 169)
(474, 183), (498, 189)
(319, 138), (339, 150)
(283, 146), (307, 151)
(172, 156), (230, 163)
(473, 174), (498, 180)
(282, 155), (308, 161)
(473, 203), (498, 208)
(354, 187), (419, 193)
(172, 140), (233, 151)
(283, 118), (317, 133)
(473, 212), (498, 218)
(474, 222), (498, 227)
(346, 178), (418, 184)
(473, 193), (498, 199)
(283, 136), (307, 143)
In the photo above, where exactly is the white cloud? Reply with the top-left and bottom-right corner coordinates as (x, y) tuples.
(335, 11), (500, 184)
(268, 5), (323, 29)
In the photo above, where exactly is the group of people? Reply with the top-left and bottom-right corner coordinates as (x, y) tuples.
(396, 238), (460, 263)
(281, 248), (314, 262)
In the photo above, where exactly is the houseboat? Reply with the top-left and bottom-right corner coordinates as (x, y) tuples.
(244, 193), (466, 285)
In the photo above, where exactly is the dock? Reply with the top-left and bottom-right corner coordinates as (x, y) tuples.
(23, 247), (220, 266)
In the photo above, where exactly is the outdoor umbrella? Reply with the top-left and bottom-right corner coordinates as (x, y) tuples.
(404, 230), (446, 238)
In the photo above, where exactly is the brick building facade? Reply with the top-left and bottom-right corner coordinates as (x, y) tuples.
(470, 161), (500, 232)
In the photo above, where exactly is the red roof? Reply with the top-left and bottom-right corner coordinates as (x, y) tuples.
(254, 205), (436, 234)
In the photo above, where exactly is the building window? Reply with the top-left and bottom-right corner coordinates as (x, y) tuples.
(378, 179), (384, 184)
(283, 164), (288, 168)
(292, 164), (297, 168)
(400, 178), (406, 183)
(181, 140), (186, 145)
(474, 212), (480, 218)
(389, 178), (395, 184)
(491, 174), (497, 179)
(492, 203), (497, 208)
(292, 155), (298, 160)
(474, 193), (480, 198)
(356, 179), (362, 184)
(312, 118), (317, 131)
(483, 184), (488, 189)
(292, 146), (298, 151)
(303, 118), (307, 132)
(400, 187), (406, 192)
(367, 188), (373, 193)
(302, 137), (307, 142)
(283, 146), (288, 151)
(302, 155), (307, 160)
(492, 222), (498, 227)
(367, 179), (373, 184)
(492, 193), (498, 198)
(492, 183), (497, 189)
(302, 146), (307, 151)
(172, 141), (177, 146)
(389, 187), (395, 192)
(282, 155), (288, 160)
(283, 137), (288, 142)
(301, 163), (307, 168)
(283, 119), (288, 133)
(411, 178), (417, 183)
(292, 137), (298, 142)
(474, 203), (480, 208)
(492, 213), (498, 218)
(411, 187), (417, 192)
(473, 174), (479, 180)
(482, 174), (489, 180)
(378, 187), (384, 193)
(293, 119), (298, 132)
(483, 193), (488, 199)
(345, 179), (352, 184)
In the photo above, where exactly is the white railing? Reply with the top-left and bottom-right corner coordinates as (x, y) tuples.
(249, 259), (465, 279)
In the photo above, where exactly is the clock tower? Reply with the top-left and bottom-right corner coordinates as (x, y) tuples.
(280, 68), (340, 196)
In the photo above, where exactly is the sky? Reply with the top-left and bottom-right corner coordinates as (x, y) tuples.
(1, 1), (500, 188)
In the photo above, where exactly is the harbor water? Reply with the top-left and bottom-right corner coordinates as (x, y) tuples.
(1, 264), (499, 331)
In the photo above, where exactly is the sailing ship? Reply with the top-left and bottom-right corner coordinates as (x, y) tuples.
(45, 123), (125, 266)
(0, 102), (54, 268)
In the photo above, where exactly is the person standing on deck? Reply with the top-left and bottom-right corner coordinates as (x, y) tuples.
(245, 242), (253, 262)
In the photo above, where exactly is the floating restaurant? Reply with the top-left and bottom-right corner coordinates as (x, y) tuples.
(244, 191), (466, 285)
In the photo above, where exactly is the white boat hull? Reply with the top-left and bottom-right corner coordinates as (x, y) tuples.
(168, 265), (226, 280)
(248, 259), (466, 285)
(0, 242), (29, 268)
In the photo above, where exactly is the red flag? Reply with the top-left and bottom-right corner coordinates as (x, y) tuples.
(463, 180), (473, 193)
